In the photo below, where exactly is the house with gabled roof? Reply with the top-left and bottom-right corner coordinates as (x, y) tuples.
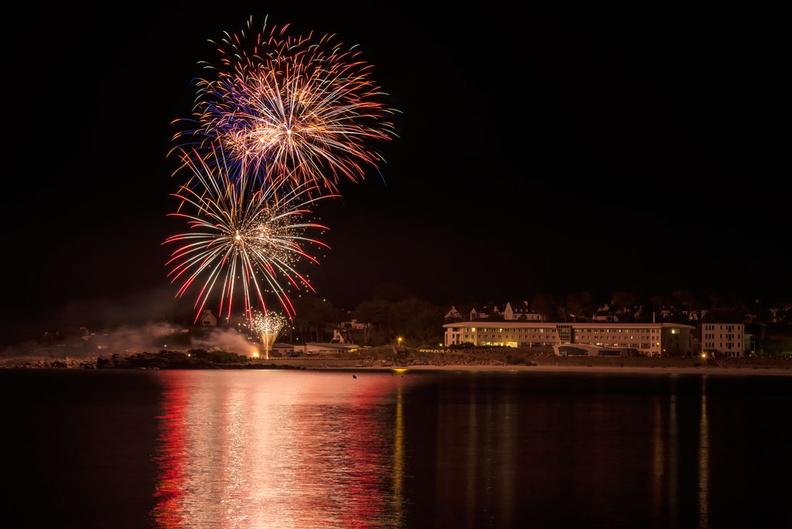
(470, 303), (501, 321)
(503, 301), (544, 321)
(199, 310), (218, 326)
(592, 304), (620, 322)
(444, 306), (463, 321)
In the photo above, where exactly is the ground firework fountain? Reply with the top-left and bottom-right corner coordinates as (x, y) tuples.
(253, 311), (287, 359)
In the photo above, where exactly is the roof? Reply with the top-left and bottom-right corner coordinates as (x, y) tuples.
(443, 321), (697, 330)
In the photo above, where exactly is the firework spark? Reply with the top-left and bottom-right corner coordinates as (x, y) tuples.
(164, 147), (337, 325)
(172, 16), (398, 193)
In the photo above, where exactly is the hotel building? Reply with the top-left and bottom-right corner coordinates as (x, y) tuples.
(443, 321), (697, 357)
(700, 322), (744, 357)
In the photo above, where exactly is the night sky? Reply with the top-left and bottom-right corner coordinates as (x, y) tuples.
(3, 2), (788, 344)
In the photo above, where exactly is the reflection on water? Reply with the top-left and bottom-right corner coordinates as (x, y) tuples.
(698, 376), (709, 529)
(391, 377), (406, 523)
(3, 369), (792, 529)
(151, 370), (411, 529)
(145, 370), (792, 529)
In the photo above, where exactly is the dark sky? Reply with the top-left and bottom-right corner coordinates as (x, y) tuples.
(2, 2), (788, 343)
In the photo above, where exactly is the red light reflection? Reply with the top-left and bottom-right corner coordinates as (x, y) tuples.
(151, 370), (410, 528)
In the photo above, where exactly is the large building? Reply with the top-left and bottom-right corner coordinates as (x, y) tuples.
(700, 323), (744, 358)
(443, 321), (697, 357)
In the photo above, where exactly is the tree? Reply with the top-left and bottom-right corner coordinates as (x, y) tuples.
(291, 295), (341, 342)
(564, 291), (597, 321)
(393, 298), (444, 345)
(353, 299), (396, 345)
(531, 293), (563, 321)
(353, 298), (444, 346)
(610, 291), (636, 311)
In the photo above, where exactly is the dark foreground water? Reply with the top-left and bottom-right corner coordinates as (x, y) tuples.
(1, 368), (790, 529)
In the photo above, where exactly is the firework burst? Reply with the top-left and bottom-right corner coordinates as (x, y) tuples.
(164, 147), (337, 325)
(172, 16), (398, 194)
(165, 17), (396, 326)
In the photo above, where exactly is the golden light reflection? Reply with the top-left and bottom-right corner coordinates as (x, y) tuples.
(151, 370), (412, 528)
(465, 387), (478, 523)
(668, 378), (678, 524)
(431, 379), (520, 527)
(698, 376), (709, 529)
(497, 395), (516, 527)
(391, 381), (405, 523)
(651, 375), (681, 527)
(652, 398), (664, 524)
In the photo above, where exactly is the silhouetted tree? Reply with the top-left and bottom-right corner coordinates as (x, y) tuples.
(610, 291), (636, 311)
(291, 295), (340, 342)
(353, 299), (395, 345)
(531, 293), (563, 321)
(564, 291), (597, 321)
(393, 298), (444, 345)
(353, 298), (444, 346)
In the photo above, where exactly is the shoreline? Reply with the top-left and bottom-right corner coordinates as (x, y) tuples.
(3, 353), (792, 377)
(393, 364), (792, 376)
(256, 355), (792, 376)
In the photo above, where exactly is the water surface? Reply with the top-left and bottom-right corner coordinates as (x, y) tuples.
(2, 368), (790, 528)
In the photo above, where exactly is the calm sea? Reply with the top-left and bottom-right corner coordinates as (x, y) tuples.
(1, 368), (790, 529)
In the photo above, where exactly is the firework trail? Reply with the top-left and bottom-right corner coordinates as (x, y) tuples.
(164, 147), (337, 325)
(171, 16), (398, 194)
